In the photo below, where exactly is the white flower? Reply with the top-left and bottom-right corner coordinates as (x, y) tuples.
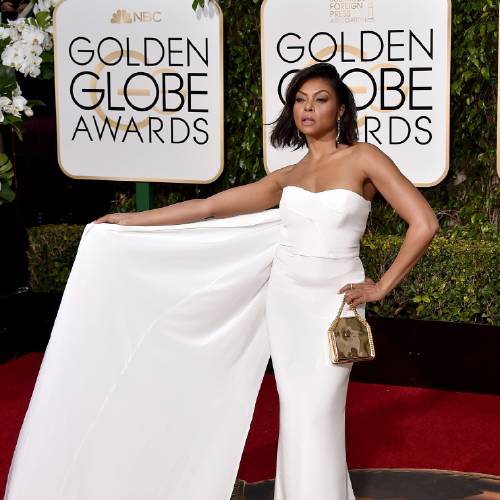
(21, 24), (46, 46)
(7, 19), (25, 39)
(3, 104), (21, 117)
(0, 27), (10, 40)
(1, 35), (45, 77)
(33, 0), (59, 15)
(0, 85), (34, 119)
(12, 95), (28, 112)
(2, 44), (16, 66)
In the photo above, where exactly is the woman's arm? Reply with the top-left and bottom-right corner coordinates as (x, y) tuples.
(339, 143), (440, 308)
(94, 168), (288, 226)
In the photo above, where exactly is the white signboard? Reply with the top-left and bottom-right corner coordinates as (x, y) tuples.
(261, 0), (451, 186)
(54, 0), (223, 183)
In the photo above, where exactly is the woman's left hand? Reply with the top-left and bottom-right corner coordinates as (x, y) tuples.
(338, 277), (386, 309)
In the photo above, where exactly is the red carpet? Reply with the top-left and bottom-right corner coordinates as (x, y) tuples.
(1, 353), (500, 497)
(238, 372), (500, 482)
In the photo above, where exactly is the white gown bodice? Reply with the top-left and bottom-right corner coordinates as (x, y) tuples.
(278, 185), (372, 259)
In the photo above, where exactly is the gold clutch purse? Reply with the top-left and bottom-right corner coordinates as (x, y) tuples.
(327, 294), (375, 364)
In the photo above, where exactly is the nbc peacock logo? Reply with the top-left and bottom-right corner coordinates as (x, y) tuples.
(110, 9), (162, 23)
(110, 9), (132, 24)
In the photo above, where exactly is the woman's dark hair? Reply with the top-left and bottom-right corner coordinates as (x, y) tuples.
(270, 63), (358, 150)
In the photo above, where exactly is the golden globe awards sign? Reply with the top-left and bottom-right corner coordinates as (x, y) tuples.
(53, 0), (223, 183)
(261, 0), (451, 186)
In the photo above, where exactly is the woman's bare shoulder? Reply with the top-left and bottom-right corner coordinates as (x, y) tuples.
(266, 163), (298, 188)
(351, 141), (397, 170)
(352, 141), (391, 160)
(272, 163), (297, 175)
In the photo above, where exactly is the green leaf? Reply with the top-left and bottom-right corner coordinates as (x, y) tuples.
(0, 183), (15, 203)
(0, 155), (12, 174)
(192, 0), (205, 10)
(41, 64), (54, 80)
(41, 51), (54, 63)
(0, 65), (17, 95)
(27, 99), (46, 108)
(35, 11), (51, 29)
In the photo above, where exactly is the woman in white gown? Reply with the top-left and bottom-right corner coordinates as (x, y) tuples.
(4, 63), (439, 500)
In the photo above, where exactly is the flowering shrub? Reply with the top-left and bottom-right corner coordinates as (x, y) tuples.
(0, 0), (58, 204)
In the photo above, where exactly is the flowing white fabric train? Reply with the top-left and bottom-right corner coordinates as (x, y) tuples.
(4, 187), (370, 500)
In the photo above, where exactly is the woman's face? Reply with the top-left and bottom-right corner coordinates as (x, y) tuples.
(292, 77), (344, 140)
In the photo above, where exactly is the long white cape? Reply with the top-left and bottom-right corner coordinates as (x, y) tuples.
(5, 209), (282, 500)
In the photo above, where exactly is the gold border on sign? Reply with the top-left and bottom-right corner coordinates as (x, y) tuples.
(260, 0), (452, 188)
(53, 0), (224, 184)
(260, 0), (271, 177)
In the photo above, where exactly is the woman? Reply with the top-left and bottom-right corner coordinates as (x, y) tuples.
(94, 63), (439, 499)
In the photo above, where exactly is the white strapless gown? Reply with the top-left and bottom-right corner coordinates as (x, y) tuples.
(4, 186), (370, 500)
(269, 186), (371, 500)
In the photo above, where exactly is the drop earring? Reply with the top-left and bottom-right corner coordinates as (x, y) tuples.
(336, 118), (341, 144)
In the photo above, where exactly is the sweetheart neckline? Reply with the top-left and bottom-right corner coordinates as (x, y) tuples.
(283, 185), (372, 204)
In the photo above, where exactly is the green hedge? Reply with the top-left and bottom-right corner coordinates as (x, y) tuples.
(360, 235), (498, 325)
(26, 224), (499, 326)
(27, 224), (84, 294)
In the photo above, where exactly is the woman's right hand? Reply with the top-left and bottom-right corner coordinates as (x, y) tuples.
(93, 212), (135, 225)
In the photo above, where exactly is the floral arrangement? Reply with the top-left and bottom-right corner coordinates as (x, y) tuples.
(0, 0), (58, 204)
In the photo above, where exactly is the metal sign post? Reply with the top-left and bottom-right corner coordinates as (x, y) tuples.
(135, 182), (154, 211)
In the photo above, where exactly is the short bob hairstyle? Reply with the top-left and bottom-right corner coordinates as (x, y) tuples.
(270, 63), (358, 150)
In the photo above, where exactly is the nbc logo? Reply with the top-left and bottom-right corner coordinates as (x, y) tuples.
(110, 9), (162, 23)
(110, 9), (132, 24)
